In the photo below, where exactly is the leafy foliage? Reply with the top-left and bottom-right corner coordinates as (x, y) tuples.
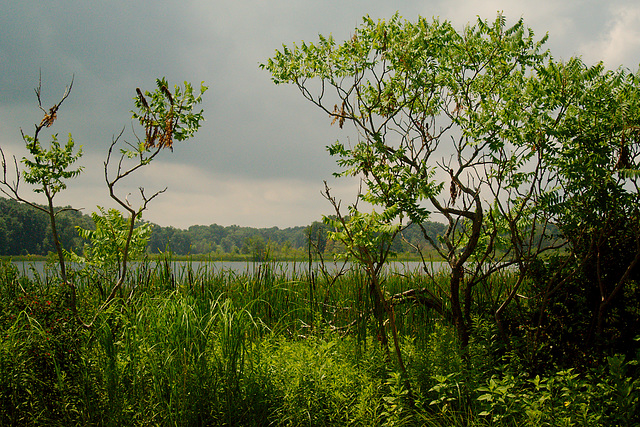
(531, 60), (640, 346)
(263, 13), (563, 349)
(0, 76), (84, 321)
(131, 77), (207, 151)
(68, 207), (151, 270)
(324, 206), (400, 264)
(21, 133), (83, 198)
(1, 259), (638, 425)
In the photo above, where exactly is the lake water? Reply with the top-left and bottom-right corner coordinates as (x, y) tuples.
(10, 259), (447, 280)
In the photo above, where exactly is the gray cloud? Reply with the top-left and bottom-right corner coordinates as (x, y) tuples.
(2, 0), (638, 228)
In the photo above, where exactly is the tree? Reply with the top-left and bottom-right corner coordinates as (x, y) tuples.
(534, 60), (640, 347)
(0, 74), (83, 315)
(95, 78), (207, 307)
(67, 207), (151, 294)
(0, 197), (91, 256)
(0, 75), (207, 325)
(263, 14), (562, 348)
(323, 182), (412, 392)
(246, 236), (269, 262)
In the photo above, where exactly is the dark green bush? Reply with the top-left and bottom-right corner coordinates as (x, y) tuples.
(0, 261), (85, 425)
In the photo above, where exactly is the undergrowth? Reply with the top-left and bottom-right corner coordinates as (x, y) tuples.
(0, 258), (638, 426)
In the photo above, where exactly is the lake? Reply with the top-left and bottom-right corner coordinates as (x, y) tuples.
(10, 259), (447, 280)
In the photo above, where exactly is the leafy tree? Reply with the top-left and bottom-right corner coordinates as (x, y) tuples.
(307, 221), (328, 256)
(263, 14), (561, 347)
(534, 60), (640, 347)
(1, 76), (207, 324)
(68, 207), (151, 271)
(0, 75), (83, 315)
(66, 207), (151, 299)
(95, 78), (207, 308)
(246, 236), (270, 262)
(0, 197), (92, 256)
(323, 182), (411, 391)
(167, 229), (192, 255)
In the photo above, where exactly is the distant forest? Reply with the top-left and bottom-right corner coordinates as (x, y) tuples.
(0, 197), (446, 259)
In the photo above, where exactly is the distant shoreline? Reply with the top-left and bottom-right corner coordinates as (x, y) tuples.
(1, 253), (437, 263)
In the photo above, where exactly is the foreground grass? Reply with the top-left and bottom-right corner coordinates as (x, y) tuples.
(0, 259), (638, 426)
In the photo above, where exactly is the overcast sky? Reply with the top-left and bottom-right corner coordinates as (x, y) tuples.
(2, 0), (639, 229)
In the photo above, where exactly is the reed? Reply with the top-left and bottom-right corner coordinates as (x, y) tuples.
(0, 258), (637, 426)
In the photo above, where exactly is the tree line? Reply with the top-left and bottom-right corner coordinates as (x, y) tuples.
(0, 196), (90, 256)
(0, 196), (447, 259)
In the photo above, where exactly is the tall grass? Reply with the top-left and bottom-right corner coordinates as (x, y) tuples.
(0, 258), (638, 426)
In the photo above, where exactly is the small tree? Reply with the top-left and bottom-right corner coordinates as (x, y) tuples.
(1, 76), (207, 326)
(322, 181), (412, 393)
(0, 75), (83, 314)
(97, 78), (207, 307)
(72, 207), (151, 271)
(66, 207), (152, 298)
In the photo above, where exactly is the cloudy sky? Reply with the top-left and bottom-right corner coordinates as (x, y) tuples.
(1, 0), (639, 229)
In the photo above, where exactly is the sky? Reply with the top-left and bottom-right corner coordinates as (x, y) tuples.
(1, 0), (639, 229)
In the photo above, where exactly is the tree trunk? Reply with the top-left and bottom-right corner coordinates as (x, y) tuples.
(450, 263), (470, 347)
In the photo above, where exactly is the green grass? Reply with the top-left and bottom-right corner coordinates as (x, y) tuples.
(0, 258), (638, 426)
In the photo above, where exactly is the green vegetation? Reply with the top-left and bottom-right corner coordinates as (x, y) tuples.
(0, 197), (447, 260)
(1, 258), (638, 426)
(0, 76), (82, 287)
(263, 11), (640, 360)
(0, 197), (92, 257)
(1, 75), (207, 325)
(1, 12), (640, 425)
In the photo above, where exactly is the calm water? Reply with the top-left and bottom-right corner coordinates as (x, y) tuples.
(10, 259), (446, 280)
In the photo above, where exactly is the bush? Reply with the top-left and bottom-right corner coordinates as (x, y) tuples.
(0, 262), (85, 425)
